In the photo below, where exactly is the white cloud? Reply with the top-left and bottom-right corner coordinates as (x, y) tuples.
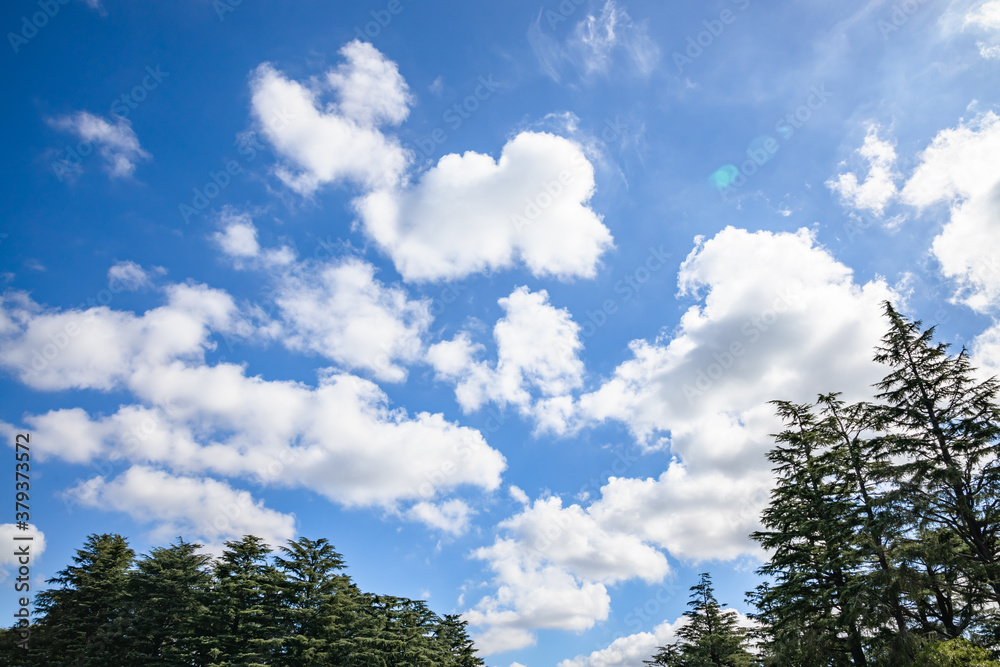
(490, 496), (669, 585)
(0, 283), (237, 392)
(466, 494), (669, 654)
(529, 1), (659, 83)
(0, 288), (506, 525)
(467, 537), (612, 654)
(67, 467), (296, 551)
(558, 608), (753, 667)
(827, 125), (901, 216)
(210, 211), (297, 274)
(972, 320), (1000, 380)
(107, 261), (160, 292)
(406, 499), (475, 535)
(563, 227), (896, 561)
(249, 41), (411, 195)
(557, 617), (686, 667)
(355, 131), (613, 282)
(429, 287), (584, 417)
(901, 111), (1000, 312)
(248, 44), (614, 284)
(966, 0), (1000, 55)
(275, 257), (432, 382)
(49, 111), (150, 178)
(213, 212), (261, 258)
(967, 1), (1000, 29)
(508, 485), (530, 505)
(0, 523), (46, 567)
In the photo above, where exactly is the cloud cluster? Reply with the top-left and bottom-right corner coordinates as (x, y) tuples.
(901, 111), (1000, 312)
(249, 43), (614, 283)
(965, 0), (1000, 58)
(529, 0), (659, 83)
(465, 227), (897, 653)
(827, 125), (901, 216)
(49, 111), (150, 178)
(249, 41), (411, 194)
(428, 286), (584, 418)
(356, 131), (613, 282)
(0, 283), (506, 545)
(557, 617), (687, 667)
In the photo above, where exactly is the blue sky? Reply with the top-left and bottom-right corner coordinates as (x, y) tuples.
(3, 0), (1000, 663)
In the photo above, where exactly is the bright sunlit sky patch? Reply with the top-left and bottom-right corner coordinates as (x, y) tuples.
(2, 0), (1000, 664)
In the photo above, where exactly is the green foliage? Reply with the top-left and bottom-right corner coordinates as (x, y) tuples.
(741, 303), (1000, 665)
(125, 538), (214, 666)
(3, 532), (486, 667)
(645, 573), (755, 666)
(914, 638), (1000, 666)
(34, 533), (135, 666)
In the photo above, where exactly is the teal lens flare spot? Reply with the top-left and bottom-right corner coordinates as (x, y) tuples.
(708, 165), (739, 189)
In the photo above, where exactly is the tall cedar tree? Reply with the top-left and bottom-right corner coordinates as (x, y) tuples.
(646, 572), (754, 666)
(873, 303), (1000, 612)
(435, 614), (486, 667)
(749, 401), (870, 667)
(273, 536), (357, 666)
(33, 533), (135, 666)
(207, 535), (285, 666)
(751, 304), (1000, 662)
(124, 538), (215, 666)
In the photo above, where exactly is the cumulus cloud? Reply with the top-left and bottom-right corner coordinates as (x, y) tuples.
(465, 494), (669, 654)
(211, 212), (297, 272)
(901, 111), (1000, 312)
(213, 212), (261, 258)
(248, 43), (614, 283)
(965, 1), (1000, 57)
(406, 499), (475, 536)
(67, 467), (296, 551)
(558, 608), (753, 667)
(558, 617), (687, 667)
(49, 111), (150, 178)
(357, 131), (613, 282)
(827, 125), (901, 216)
(428, 287), (584, 416)
(467, 538), (612, 654)
(107, 261), (161, 291)
(529, 0), (659, 83)
(972, 320), (1000, 380)
(275, 257), (432, 382)
(0, 287), (506, 533)
(561, 227), (893, 560)
(0, 523), (46, 567)
(0, 283), (238, 392)
(249, 41), (411, 195)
